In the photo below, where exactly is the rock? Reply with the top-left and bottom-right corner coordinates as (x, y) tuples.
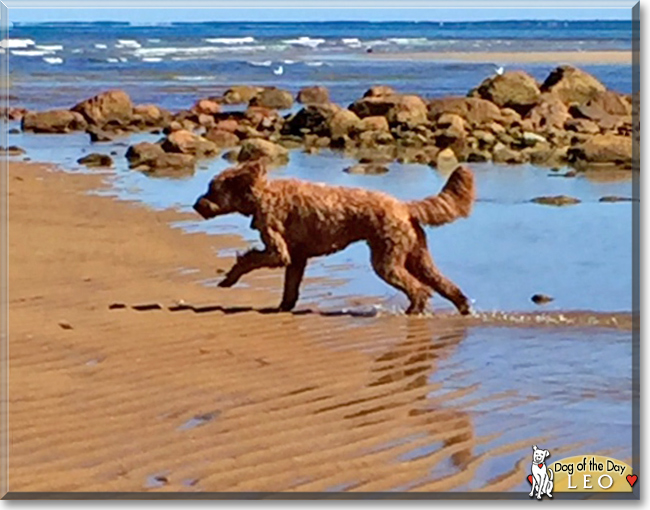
(160, 130), (219, 157)
(363, 85), (397, 98)
(86, 125), (115, 142)
(133, 104), (171, 127)
(126, 142), (195, 173)
(244, 106), (282, 130)
(531, 294), (554, 305)
(492, 143), (527, 164)
(428, 97), (503, 127)
(250, 87), (293, 110)
(58, 320), (74, 330)
(343, 163), (389, 175)
(197, 114), (215, 129)
(3, 107), (29, 120)
(8, 128), (20, 134)
(0, 145), (26, 156)
(204, 129), (239, 148)
(283, 103), (340, 137)
(356, 115), (390, 132)
(568, 133), (632, 168)
(223, 85), (263, 104)
(22, 110), (87, 133)
(434, 147), (459, 172)
(436, 113), (467, 138)
(472, 71), (541, 115)
(214, 119), (239, 133)
(531, 195), (581, 206)
(357, 130), (394, 148)
(349, 95), (428, 126)
(472, 129), (496, 149)
(524, 93), (571, 131)
(540, 65), (606, 105)
(297, 86), (330, 104)
(599, 196), (637, 203)
(329, 109), (361, 139)
(564, 118), (600, 135)
(237, 138), (289, 164)
(71, 89), (133, 127)
(570, 90), (632, 125)
(527, 145), (568, 167)
(192, 99), (221, 116)
(467, 150), (491, 162)
(77, 153), (113, 168)
(521, 132), (547, 147)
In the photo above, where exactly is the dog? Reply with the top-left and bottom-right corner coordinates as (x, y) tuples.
(193, 160), (475, 314)
(530, 445), (554, 499)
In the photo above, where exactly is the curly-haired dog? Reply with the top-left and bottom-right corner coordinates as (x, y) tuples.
(194, 161), (475, 314)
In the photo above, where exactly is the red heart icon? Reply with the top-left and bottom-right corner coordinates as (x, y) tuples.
(527, 475), (533, 484)
(627, 474), (638, 487)
(538, 463), (543, 468)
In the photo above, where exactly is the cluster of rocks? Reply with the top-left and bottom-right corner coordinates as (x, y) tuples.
(12, 65), (636, 175)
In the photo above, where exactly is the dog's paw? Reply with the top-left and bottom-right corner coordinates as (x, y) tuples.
(218, 276), (237, 288)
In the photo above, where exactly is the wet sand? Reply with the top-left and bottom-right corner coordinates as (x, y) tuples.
(7, 162), (633, 494)
(368, 51), (631, 65)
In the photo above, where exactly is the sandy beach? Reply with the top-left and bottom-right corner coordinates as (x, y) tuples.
(368, 51), (631, 65)
(6, 161), (634, 495)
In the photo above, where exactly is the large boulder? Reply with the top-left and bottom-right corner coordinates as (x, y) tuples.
(349, 95), (427, 126)
(71, 90), (134, 127)
(204, 128), (240, 148)
(524, 93), (571, 131)
(570, 90), (632, 125)
(329, 109), (361, 139)
(237, 138), (289, 164)
(160, 129), (219, 157)
(192, 98), (222, 116)
(283, 103), (341, 137)
(223, 85), (263, 104)
(250, 87), (294, 110)
(356, 115), (390, 132)
(363, 85), (396, 98)
(540, 65), (606, 105)
(297, 86), (330, 105)
(22, 110), (87, 133)
(132, 104), (172, 127)
(568, 133), (632, 167)
(428, 97), (502, 127)
(125, 142), (196, 173)
(471, 71), (540, 115)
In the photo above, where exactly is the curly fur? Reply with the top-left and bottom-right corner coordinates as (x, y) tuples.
(194, 161), (475, 314)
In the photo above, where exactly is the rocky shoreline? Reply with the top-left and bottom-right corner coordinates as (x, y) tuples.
(9, 65), (637, 175)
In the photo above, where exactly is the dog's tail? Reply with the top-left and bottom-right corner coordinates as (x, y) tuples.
(407, 165), (476, 226)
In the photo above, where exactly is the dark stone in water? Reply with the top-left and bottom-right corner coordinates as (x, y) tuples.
(531, 195), (581, 206)
(531, 294), (554, 305)
(599, 196), (638, 203)
(78, 153), (113, 168)
(344, 163), (389, 175)
(0, 145), (26, 155)
(8, 128), (20, 134)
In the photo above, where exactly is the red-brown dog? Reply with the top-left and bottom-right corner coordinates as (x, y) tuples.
(194, 161), (475, 314)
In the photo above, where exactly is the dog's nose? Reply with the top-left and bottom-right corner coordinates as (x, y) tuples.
(193, 197), (214, 219)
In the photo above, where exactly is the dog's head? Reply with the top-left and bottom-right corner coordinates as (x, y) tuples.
(532, 445), (550, 464)
(193, 160), (268, 219)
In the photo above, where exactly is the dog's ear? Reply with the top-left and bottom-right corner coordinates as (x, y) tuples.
(240, 159), (268, 182)
(532, 445), (538, 451)
(544, 450), (550, 459)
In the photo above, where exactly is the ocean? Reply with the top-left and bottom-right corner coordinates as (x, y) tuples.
(7, 20), (633, 110)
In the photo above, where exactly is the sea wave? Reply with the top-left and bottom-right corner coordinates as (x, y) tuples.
(36, 45), (64, 51)
(305, 61), (324, 67)
(11, 50), (53, 57)
(94, 44), (108, 49)
(116, 39), (142, 49)
(387, 37), (429, 45)
(173, 75), (217, 81)
(43, 57), (63, 65)
(205, 37), (256, 44)
(134, 45), (266, 58)
(142, 57), (163, 63)
(1, 38), (35, 49)
(283, 36), (325, 49)
(248, 60), (272, 67)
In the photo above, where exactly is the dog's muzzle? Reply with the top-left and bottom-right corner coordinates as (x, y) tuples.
(193, 197), (219, 219)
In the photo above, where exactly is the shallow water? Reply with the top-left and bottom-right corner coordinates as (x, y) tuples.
(8, 122), (633, 314)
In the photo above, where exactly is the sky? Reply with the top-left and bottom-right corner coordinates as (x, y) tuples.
(7, 7), (633, 24)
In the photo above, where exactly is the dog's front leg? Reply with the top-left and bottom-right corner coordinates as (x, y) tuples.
(219, 248), (285, 287)
(536, 475), (545, 499)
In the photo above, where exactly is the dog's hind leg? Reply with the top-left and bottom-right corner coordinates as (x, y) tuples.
(370, 245), (432, 314)
(279, 256), (308, 311)
(406, 226), (471, 315)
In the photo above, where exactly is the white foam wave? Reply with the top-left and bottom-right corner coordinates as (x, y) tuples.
(116, 39), (142, 49)
(106, 58), (119, 63)
(11, 50), (52, 57)
(248, 60), (272, 67)
(305, 61), (324, 67)
(142, 57), (162, 62)
(94, 43), (108, 49)
(173, 75), (217, 81)
(283, 36), (325, 49)
(0, 38), (35, 49)
(43, 57), (63, 65)
(387, 37), (429, 45)
(148, 38), (161, 43)
(36, 44), (63, 51)
(134, 45), (265, 58)
(205, 37), (255, 44)
(365, 40), (391, 47)
(71, 49), (83, 54)
(282, 59), (296, 64)
(342, 37), (362, 47)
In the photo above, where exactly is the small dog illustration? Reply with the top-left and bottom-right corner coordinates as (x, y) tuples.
(529, 445), (554, 499)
